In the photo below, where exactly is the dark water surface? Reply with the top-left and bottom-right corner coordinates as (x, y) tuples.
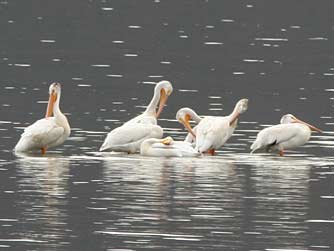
(0, 0), (334, 250)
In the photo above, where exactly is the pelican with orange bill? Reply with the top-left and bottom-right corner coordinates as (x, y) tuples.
(100, 80), (173, 153)
(176, 107), (202, 142)
(177, 99), (249, 155)
(250, 114), (322, 156)
(14, 83), (70, 154)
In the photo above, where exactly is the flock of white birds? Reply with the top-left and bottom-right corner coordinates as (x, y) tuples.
(14, 81), (322, 157)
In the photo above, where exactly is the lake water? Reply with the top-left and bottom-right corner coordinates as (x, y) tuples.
(0, 0), (333, 250)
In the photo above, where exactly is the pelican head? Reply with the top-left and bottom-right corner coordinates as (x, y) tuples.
(46, 82), (61, 118)
(235, 98), (249, 114)
(228, 98), (249, 127)
(280, 114), (297, 124)
(156, 80), (173, 118)
(280, 114), (322, 132)
(49, 82), (61, 94)
(160, 136), (174, 145)
(176, 107), (198, 138)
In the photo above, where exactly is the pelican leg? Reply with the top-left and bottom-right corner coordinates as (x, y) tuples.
(208, 149), (215, 156)
(41, 147), (47, 155)
(279, 150), (284, 157)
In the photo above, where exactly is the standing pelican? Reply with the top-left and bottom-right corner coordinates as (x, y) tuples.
(250, 114), (322, 156)
(14, 83), (70, 154)
(99, 81), (173, 153)
(176, 107), (202, 143)
(140, 136), (200, 157)
(178, 99), (248, 155)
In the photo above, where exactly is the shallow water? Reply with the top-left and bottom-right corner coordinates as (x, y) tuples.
(1, 0), (334, 250)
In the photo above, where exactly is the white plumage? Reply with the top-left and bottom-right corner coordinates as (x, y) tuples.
(100, 124), (163, 153)
(100, 81), (173, 153)
(195, 99), (248, 154)
(177, 99), (248, 155)
(176, 107), (202, 144)
(14, 83), (70, 154)
(195, 116), (231, 153)
(184, 126), (197, 143)
(124, 113), (157, 125)
(140, 137), (200, 157)
(250, 114), (322, 156)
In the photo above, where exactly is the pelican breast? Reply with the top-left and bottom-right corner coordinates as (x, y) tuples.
(15, 117), (70, 152)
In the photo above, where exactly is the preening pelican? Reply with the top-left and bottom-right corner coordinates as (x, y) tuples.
(179, 99), (248, 155)
(176, 107), (202, 143)
(124, 80), (173, 125)
(100, 81), (173, 153)
(14, 83), (70, 154)
(250, 114), (322, 156)
(140, 136), (200, 157)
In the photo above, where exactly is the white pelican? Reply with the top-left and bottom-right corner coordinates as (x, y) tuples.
(124, 80), (173, 125)
(176, 107), (202, 143)
(140, 136), (200, 157)
(178, 99), (249, 155)
(14, 83), (70, 154)
(250, 114), (322, 156)
(99, 80), (173, 153)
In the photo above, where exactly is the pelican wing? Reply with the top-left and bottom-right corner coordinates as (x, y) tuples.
(196, 117), (229, 152)
(15, 118), (65, 151)
(100, 123), (163, 152)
